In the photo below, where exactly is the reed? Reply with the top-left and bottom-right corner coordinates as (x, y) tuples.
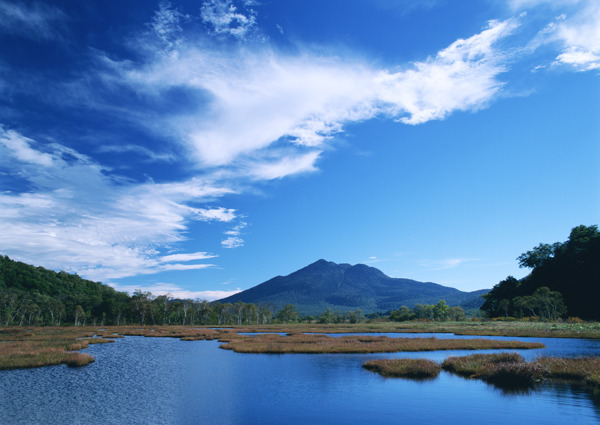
(442, 353), (600, 389)
(363, 358), (440, 378)
(442, 353), (545, 386)
(535, 356), (600, 388)
(0, 340), (95, 369)
(0, 327), (104, 370)
(480, 361), (547, 386)
(441, 353), (525, 377)
(194, 321), (600, 339)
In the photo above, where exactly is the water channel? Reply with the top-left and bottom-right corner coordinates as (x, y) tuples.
(1, 333), (598, 424)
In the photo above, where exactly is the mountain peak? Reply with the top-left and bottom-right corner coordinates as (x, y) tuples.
(218, 259), (487, 315)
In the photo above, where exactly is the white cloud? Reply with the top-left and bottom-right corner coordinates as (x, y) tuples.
(200, 0), (257, 40)
(552, 1), (600, 71)
(0, 128), (233, 281)
(0, 6), (533, 284)
(510, 0), (600, 72)
(420, 258), (479, 270)
(556, 47), (600, 70)
(108, 282), (242, 301)
(101, 17), (517, 175)
(148, 1), (188, 53)
(375, 19), (519, 124)
(221, 236), (244, 249)
(96, 144), (175, 162)
(160, 252), (217, 262)
(0, 0), (66, 40)
(0, 127), (55, 166)
(194, 207), (236, 222)
(247, 151), (322, 180)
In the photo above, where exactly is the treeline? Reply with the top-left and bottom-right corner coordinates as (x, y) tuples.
(388, 300), (467, 322)
(0, 255), (131, 326)
(481, 225), (599, 320)
(0, 256), (365, 326)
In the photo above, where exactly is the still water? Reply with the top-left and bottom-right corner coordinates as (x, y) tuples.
(0, 333), (599, 425)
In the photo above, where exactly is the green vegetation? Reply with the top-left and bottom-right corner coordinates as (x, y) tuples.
(363, 359), (441, 378)
(0, 256), (283, 326)
(389, 300), (467, 322)
(0, 255), (477, 327)
(481, 225), (599, 320)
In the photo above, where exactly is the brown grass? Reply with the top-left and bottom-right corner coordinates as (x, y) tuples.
(218, 333), (544, 354)
(0, 326), (228, 370)
(8, 323), (600, 373)
(363, 358), (441, 378)
(0, 339), (95, 370)
(441, 353), (525, 377)
(442, 353), (600, 389)
(535, 357), (600, 389)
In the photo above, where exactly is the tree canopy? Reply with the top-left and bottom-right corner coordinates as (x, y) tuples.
(481, 225), (600, 320)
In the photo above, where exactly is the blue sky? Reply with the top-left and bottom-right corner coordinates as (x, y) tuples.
(1, 0), (598, 300)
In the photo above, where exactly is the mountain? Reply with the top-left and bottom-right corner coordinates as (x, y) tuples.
(219, 259), (488, 315)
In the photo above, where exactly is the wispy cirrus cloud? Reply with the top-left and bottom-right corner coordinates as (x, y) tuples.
(107, 282), (241, 301)
(200, 0), (258, 40)
(0, 127), (230, 280)
(3, 0), (571, 286)
(552, 1), (600, 71)
(0, 127), (55, 166)
(511, 0), (600, 71)
(0, 0), (66, 40)
(100, 12), (518, 172)
(420, 258), (479, 271)
(0, 5), (523, 282)
(160, 251), (217, 262)
(221, 221), (246, 249)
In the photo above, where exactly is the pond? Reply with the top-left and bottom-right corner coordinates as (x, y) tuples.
(0, 333), (599, 424)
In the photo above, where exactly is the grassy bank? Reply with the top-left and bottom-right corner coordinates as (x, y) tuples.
(226, 321), (600, 339)
(218, 333), (544, 354)
(0, 326), (225, 370)
(0, 327), (100, 370)
(441, 353), (600, 389)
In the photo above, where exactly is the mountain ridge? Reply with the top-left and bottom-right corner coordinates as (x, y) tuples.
(219, 259), (488, 315)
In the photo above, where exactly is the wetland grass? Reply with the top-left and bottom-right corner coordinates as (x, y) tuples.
(5, 322), (598, 371)
(441, 352), (526, 377)
(441, 353), (600, 389)
(0, 325), (227, 370)
(535, 356), (600, 389)
(363, 358), (441, 378)
(218, 333), (544, 354)
(0, 328), (98, 370)
(205, 320), (600, 339)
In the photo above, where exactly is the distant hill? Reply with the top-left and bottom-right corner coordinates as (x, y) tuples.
(219, 259), (488, 315)
(0, 255), (130, 325)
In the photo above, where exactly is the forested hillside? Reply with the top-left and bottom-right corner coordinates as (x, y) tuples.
(481, 225), (600, 320)
(0, 255), (130, 325)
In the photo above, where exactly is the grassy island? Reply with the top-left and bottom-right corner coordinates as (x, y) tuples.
(364, 353), (600, 390)
(363, 359), (441, 378)
(217, 332), (544, 354)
